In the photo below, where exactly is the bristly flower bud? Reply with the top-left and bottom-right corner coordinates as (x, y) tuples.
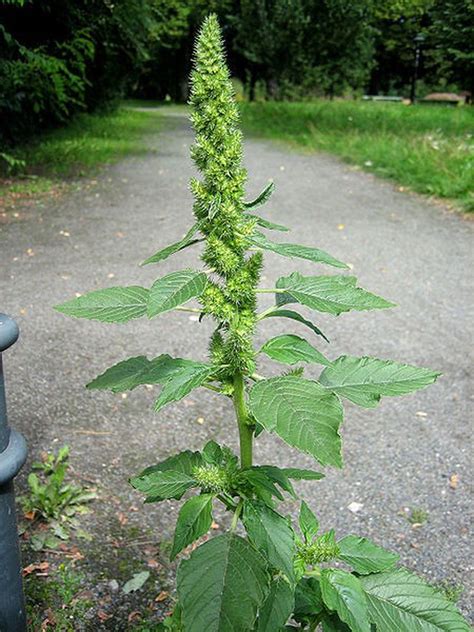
(190, 14), (260, 377)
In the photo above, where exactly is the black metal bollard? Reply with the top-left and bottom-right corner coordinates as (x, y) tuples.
(0, 314), (27, 632)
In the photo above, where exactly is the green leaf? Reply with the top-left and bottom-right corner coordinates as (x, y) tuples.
(171, 494), (214, 560)
(319, 356), (441, 408)
(137, 450), (203, 478)
(360, 568), (471, 631)
(147, 269), (207, 317)
(299, 501), (319, 542)
(247, 213), (289, 232)
(55, 286), (149, 323)
(131, 451), (202, 502)
(320, 569), (370, 632)
(322, 614), (351, 632)
(251, 232), (348, 269)
(154, 363), (212, 412)
(253, 465), (297, 498)
(202, 440), (223, 464)
(249, 376), (343, 468)
(177, 533), (270, 632)
(275, 273), (395, 315)
(130, 469), (196, 502)
(261, 334), (331, 367)
(141, 224), (201, 265)
(244, 181), (274, 209)
(123, 571), (150, 594)
(242, 500), (296, 582)
(337, 535), (399, 574)
(240, 469), (285, 503)
(86, 355), (196, 392)
(294, 577), (325, 622)
(282, 468), (325, 481)
(261, 309), (329, 342)
(257, 576), (294, 632)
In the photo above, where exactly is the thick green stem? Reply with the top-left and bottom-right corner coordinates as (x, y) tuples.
(233, 372), (253, 469)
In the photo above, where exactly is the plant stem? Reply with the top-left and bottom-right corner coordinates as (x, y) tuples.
(233, 372), (253, 469)
(230, 498), (244, 531)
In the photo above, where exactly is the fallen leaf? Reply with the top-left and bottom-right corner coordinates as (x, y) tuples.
(97, 610), (113, 622)
(449, 474), (459, 489)
(24, 510), (36, 521)
(123, 571), (150, 594)
(117, 512), (128, 526)
(155, 591), (169, 602)
(211, 521), (220, 530)
(23, 562), (49, 576)
(128, 611), (142, 622)
(147, 559), (160, 569)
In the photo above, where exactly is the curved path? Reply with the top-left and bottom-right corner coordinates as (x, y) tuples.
(1, 110), (472, 618)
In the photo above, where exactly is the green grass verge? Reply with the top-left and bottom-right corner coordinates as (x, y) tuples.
(1, 107), (160, 204)
(239, 101), (474, 212)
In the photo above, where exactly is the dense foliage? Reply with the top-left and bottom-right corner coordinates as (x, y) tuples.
(55, 16), (471, 630)
(1, 0), (472, 146)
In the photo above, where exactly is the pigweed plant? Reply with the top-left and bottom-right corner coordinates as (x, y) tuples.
(56, 16), (470, 632)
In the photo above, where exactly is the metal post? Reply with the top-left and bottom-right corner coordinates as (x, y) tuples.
(0, 314), (27, 632)
(410, 33), (425, 104)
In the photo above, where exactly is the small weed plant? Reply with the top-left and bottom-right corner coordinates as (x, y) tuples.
(19, 446), (97, 550)
(56, 16), (470, 632)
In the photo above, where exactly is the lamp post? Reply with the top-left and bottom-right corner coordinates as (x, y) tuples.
(410, 32), (425, 104)
(0, 314), (27, 631)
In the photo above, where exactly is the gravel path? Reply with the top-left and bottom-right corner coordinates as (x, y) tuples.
(1, 110), (473, 622)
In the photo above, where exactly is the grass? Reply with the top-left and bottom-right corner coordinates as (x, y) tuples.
(239, 101), (474, 212)
(25, 564), (92, 630)
(0, 107), (160, 208)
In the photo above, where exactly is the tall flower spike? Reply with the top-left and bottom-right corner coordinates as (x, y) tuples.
(190, 14), (262, 377)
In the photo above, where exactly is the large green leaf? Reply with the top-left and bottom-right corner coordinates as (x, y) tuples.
(275, 273), (395, 315)
(244, 181), (274, 209)
(249, 376), (343, 468)
(246, 214), (289, 232)
(242, 500), (296, 582)
(319, 355), (441, 408)
(137, 450), (203, 478)
(252, 465), (297, 498)
(154, 363), (212, 412)
(251, 232), (348, 269)
(147, 269), (207, 317)
(261, 334), (331, 367)
(86, 355), (196, 392)
(294, 577), (325, 622)
(360, 568), (471, 631)
(320, 569), (370, 632)
(177, 533), (270, 632)
(130, 450), (202, 502)
(261, 309), (329, 342)
(171, 494), (214, 560)
(337, 535), (398, 574)
(55, 286), (149, 323)
(282, 468), (324, 481)
(142, 224), (201, 265)
(257, 577), (294, 632)
(322, 615), (351, 631)
(130, 470), (196, 502)
(299, 501), (319, 543)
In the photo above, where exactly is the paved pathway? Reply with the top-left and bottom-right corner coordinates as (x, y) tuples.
(1, 110), (472, 616)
